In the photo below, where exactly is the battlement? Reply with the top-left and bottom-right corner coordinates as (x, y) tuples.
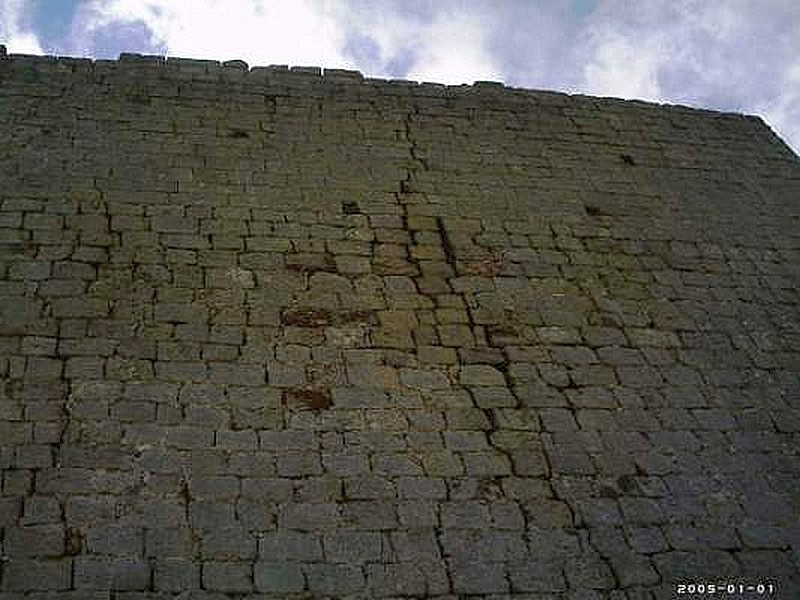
(0, 45), (781, 127)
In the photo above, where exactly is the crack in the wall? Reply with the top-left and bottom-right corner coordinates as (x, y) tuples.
(436, 217), (457, 271)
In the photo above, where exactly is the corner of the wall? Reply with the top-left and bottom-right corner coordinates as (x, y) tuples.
(748, 114), (800, 161)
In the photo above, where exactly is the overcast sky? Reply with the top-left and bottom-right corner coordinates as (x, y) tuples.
(2, 0), (798, 154)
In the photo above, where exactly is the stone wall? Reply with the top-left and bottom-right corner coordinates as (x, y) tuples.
(0, 50), (799, 598)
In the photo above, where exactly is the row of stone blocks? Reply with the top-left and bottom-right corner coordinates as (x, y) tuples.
(2, 43), (767, 122)
(0, 43), (515, 94)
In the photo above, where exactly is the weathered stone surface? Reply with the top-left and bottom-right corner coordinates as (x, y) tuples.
(0, 49), (798, 599)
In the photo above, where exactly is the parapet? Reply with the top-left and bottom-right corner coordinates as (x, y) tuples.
(0, 48), (768, 119)
(1, 47), (796, 163)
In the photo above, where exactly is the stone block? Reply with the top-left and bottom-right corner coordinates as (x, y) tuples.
(5, 525), (64, 556)
(344, 476), (396, 500)
(459, 364), (506, 386)
(625, 328), (680, 347)
(366, 563), (427, 596)
(201, 561), (252, 593)
(508, 560), (567, 592)
(340, 501), (397, 530)
(2, 558), (72, 590)
(449, 560), (508, 595)
(85, 525), (142, 555)
(398, 368), (451, 390)
(200, 527), (257, 560)
(154, 557), (200, 591)
(277, 450), (323, 477)
(324, 531), (382, 563)
(278, 502), (340, 531)
(145, 528), (194, 557)
(74, 556), (151, 590)
(20, 496), (60, 525)
(189, 476), (239, 499)
(372, 452), (424, 476)
(323, 451), (371, 476)
(305, 563), (365, 596)
(254, 562), (306, 593)
(396, 476), (447, 499)
(259, 530), (322, 561)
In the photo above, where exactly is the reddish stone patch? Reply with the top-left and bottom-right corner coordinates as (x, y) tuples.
(458, 259), (503, 276)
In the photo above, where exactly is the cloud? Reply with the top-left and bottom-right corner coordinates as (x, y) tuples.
(73, 0), (504, 84)
(756, 62), (800, 155)
(0, 0), (44, 54)
(484, 1), (589, 91)
(71, 0), (355, 68)
(577, 0), (800, 151)
(328, 1), (504, 84)
(583, 33), (664, 101)
(403, 9), (503, 84)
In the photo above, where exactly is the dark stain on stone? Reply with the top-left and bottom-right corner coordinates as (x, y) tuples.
(342, 201), (361, 215)
(337, 310), (374, 325)
(179, 478), (192, 523)
(65, 528), (82, 555)
(477, 478), (504, 500)
(281, 307), (375, 327)
(620, 153), (636, 166)
(282, 307), (333, 327)
(228, 128), (249, 139)
(494, 361), (510, 375)
(284, 388), (332, 410)
(591, 312), (622, 327)
(486, 324), (520, 346)
(286, 253), (338, 274)
(617, 474), (639, 494)
(598, 484), (619, 498)
(436, 217), (457, 270)
(585, 205), (609, 217)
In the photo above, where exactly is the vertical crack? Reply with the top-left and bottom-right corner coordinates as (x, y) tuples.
(433, 529), (455, 595)
(399, 103), (427, 196)
(436, 217), (457, 271)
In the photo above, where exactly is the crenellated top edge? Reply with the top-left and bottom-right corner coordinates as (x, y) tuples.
(0, 47), (769, 124)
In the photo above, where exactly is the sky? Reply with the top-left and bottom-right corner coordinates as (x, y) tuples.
(1, 0), (798, 154)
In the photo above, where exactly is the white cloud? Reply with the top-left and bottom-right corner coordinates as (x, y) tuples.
(583, 33), (664, 101)
(404, 9), (503, 85)
(0, 0), (44, 54)
(75, 0), (503, 85)
(345, 3), (504, 85)
(577, 0), (800, 153)
(75, 0), (356, 68)
(756, 62), (800, 155)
